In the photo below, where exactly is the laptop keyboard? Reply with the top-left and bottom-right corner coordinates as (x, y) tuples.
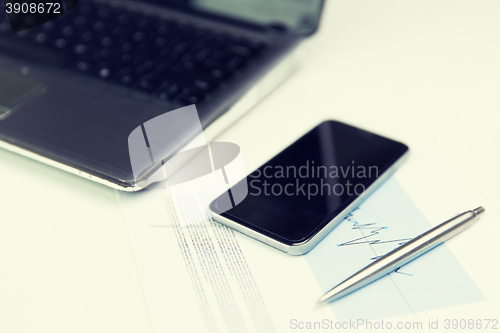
(0, 1), (268, 105)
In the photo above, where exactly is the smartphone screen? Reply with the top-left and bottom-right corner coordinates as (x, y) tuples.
(210, 121), (408, 246)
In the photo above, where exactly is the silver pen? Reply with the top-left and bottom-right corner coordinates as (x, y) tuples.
(317, 206), (485, 304)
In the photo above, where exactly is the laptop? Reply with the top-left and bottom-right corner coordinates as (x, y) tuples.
(0, 0), (324, 191)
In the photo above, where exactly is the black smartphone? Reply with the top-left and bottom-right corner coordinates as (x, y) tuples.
(209, 121), (409, 255)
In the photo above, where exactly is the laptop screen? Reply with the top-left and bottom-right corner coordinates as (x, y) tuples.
(161, 0), (324, 35)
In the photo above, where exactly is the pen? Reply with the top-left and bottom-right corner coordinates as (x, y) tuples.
(317, 206), (485, 304)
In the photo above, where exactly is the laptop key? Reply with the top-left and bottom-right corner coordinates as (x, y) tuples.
(42, 21), (57, 32)
(175, 88), (205, 105)
(101, 36), (113, 47)
(194, 79), (217, 92)
(62, 26), (75, 37)
(132, 31), (146, 43)
(71, 59), (93, 73)
(97, 66), (112, 79)
(153, 83), (182, 101)
(93, 21), (106, 33)
(97, 6), (111, 19)
(227, 56), (245, 70)
(109, 68), (140, 87)
(54, 38), (68, 49)
(209, 68), (224, 79)
(243, 37), (267, 51)
(74, 44), (88, 55)
(134, 74), (167, 94)
(225, 43), (253, 57)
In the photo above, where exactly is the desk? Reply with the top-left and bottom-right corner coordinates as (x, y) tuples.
(1, 1), (499, 332)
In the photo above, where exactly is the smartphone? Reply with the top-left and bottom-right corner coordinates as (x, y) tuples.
(209, 121), (409, 255)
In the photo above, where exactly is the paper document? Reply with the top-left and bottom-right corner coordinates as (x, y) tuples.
(118, 141), (496, 332)
(119, 189), (277, 333)
(306, 177), (483, 320)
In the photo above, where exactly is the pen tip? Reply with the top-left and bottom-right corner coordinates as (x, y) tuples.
(316, 295), (327, 305)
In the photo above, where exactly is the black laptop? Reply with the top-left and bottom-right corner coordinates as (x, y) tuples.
(0, 0), (324, 190)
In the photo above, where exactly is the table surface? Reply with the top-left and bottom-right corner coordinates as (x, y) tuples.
(1, 1), (499, 332)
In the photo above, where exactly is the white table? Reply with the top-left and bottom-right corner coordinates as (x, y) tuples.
(1, 1), (499, 332)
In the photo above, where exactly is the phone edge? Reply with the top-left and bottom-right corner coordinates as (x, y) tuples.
(211, 150), (410, 255)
